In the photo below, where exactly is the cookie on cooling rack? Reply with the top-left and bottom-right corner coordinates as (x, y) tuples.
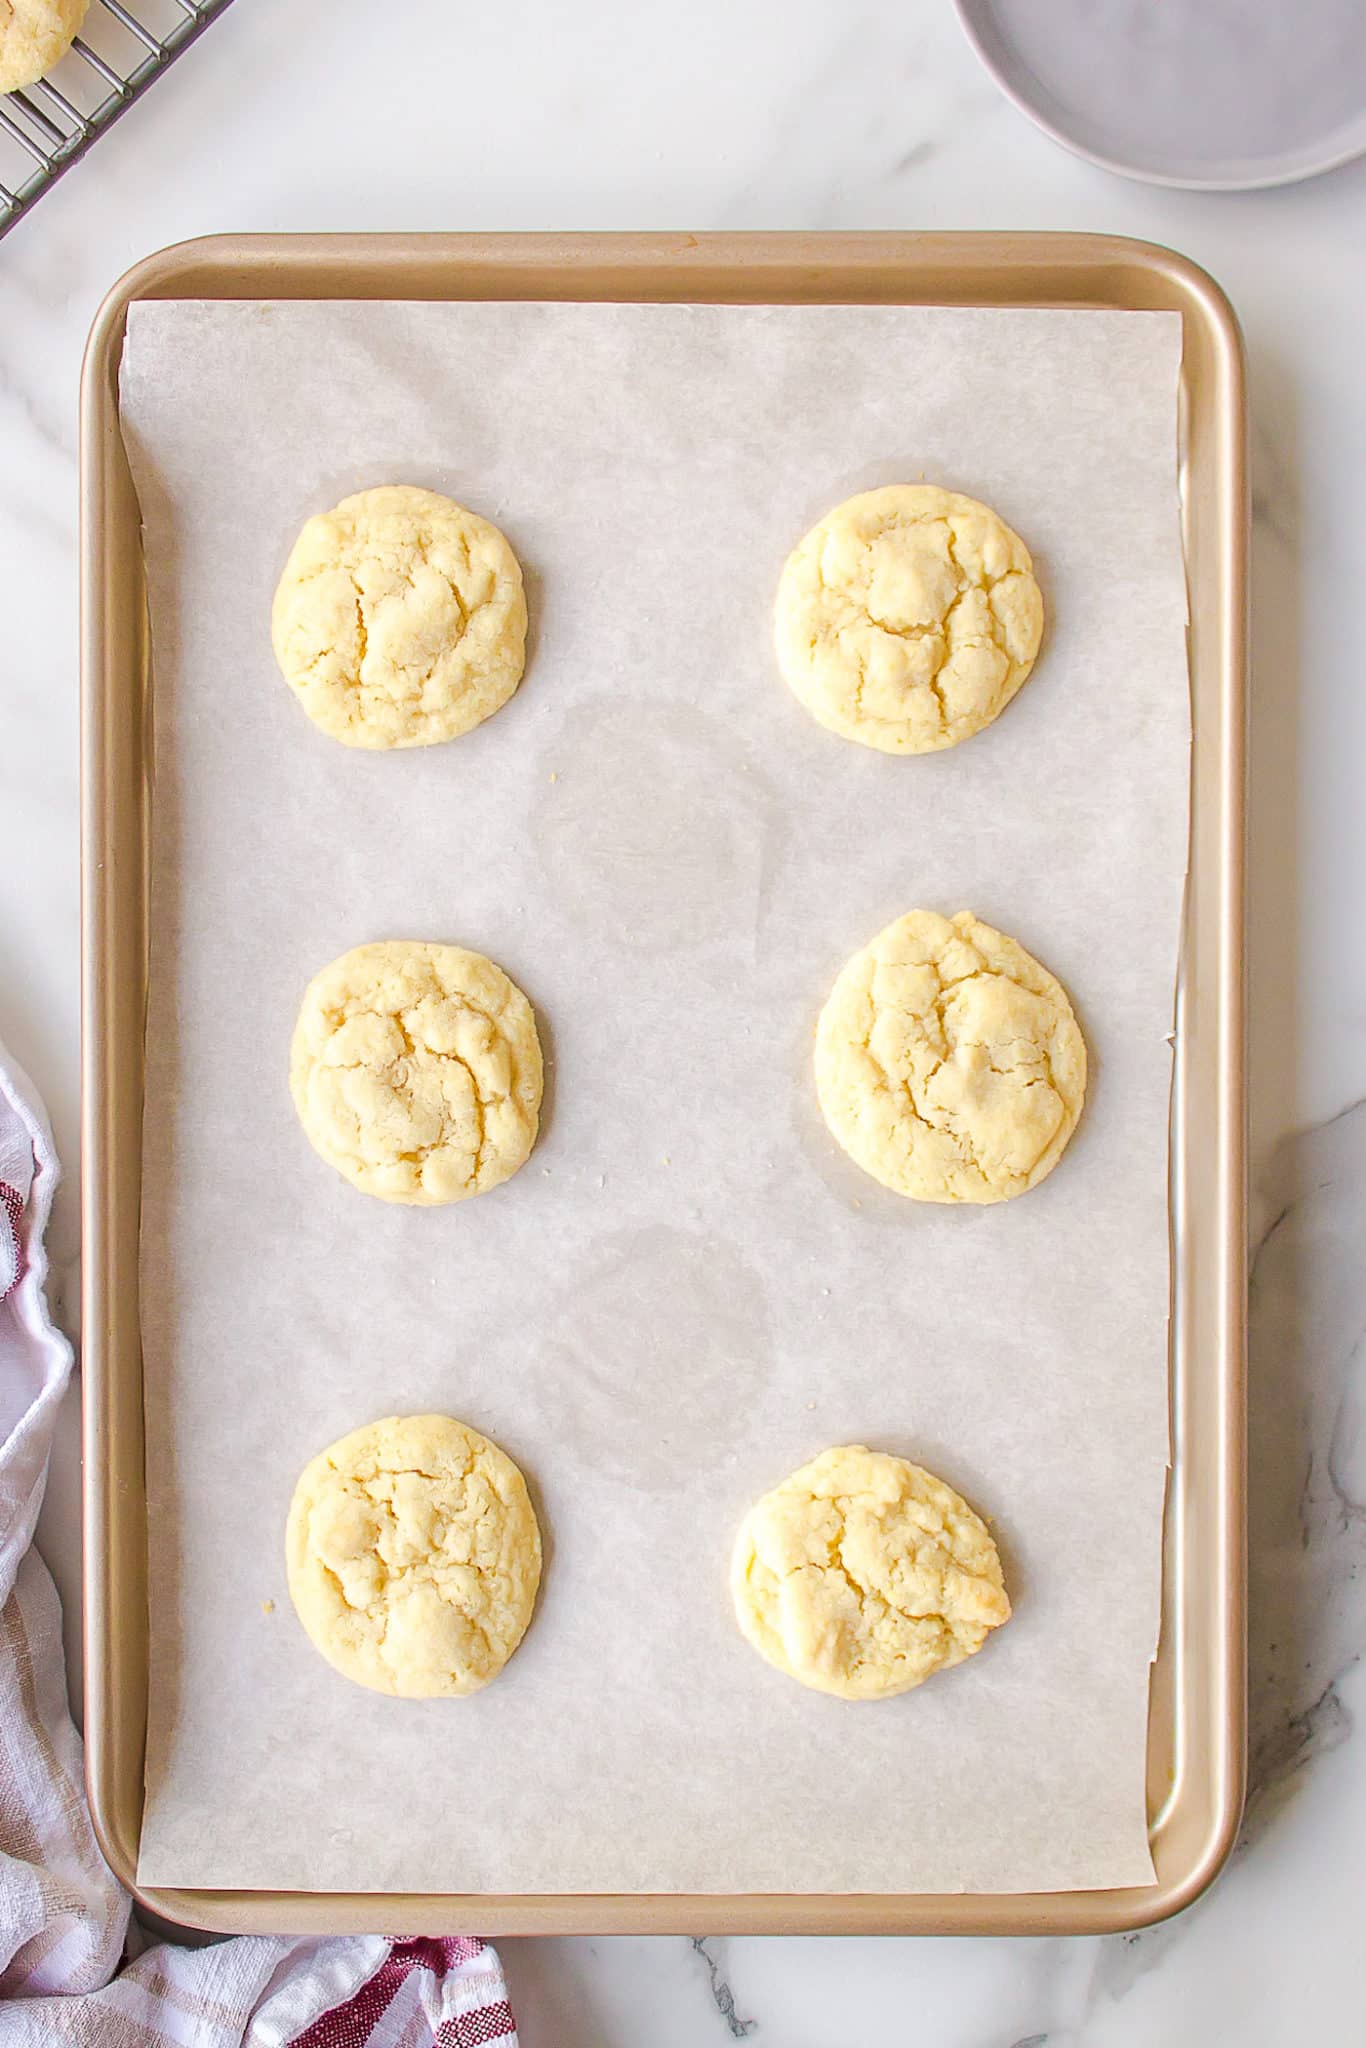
(0, 0), (89, 94)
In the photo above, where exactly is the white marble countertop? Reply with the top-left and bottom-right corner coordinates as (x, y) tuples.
(4, 0), (1364, 2038)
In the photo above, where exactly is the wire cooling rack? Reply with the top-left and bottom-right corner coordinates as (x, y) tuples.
(0, 0), (236, 242)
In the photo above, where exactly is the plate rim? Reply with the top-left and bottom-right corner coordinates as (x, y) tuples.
(952, 0), (1366, 191)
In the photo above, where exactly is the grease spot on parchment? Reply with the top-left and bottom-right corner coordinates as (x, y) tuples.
(532, 700), (773, 954)
(538, 1227), (772, 1491)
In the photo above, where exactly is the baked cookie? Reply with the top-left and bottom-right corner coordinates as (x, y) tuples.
(271, 485), (527, 748)
(774, 485), (1043, 753)
(0, 0), (87, 91)
(286, 1414), (542, 1699)
(815, 909), (1085, 1204)
(290, 941), (542, 1205)
(732, 1444), (1010, 1701)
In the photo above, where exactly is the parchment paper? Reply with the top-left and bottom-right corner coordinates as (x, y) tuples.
(121, 298), (1187, 1895)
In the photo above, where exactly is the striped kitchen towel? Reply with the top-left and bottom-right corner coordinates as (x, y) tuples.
(0, 1036), (519, 2046)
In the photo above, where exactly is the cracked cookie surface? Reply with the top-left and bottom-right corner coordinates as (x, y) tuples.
(0, 0), (88, 92)
(271, 484), (527, 749)
(290, 941), (542, 1205)
(732, 1444), (1010, 1700)
(286, 1414), (542, 1698)
(774, 484), (1043, 753)
(815, 909), (1086, 1204)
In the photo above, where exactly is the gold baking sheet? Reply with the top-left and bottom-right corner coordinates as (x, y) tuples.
(80, 232), (1246, 1935)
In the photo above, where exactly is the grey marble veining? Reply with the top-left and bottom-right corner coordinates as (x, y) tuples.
(1246, 1101), (1366, 1816)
